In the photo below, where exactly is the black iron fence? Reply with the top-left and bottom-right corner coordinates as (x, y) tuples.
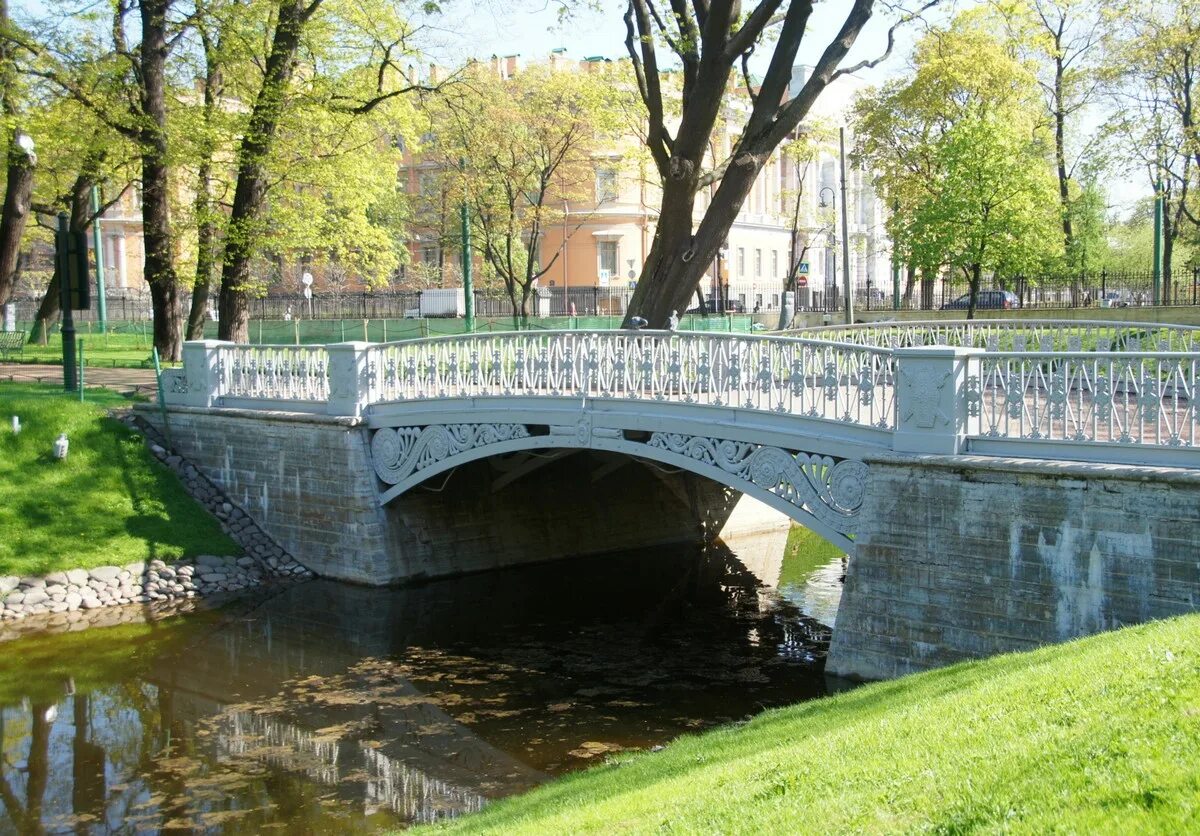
(813, 268), (1200, 313)
(8, 267), (1200, 325)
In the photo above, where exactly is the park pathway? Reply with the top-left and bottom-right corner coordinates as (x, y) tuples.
(0, 363), (158, 396)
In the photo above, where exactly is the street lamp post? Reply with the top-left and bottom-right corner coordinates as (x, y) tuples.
(839, 127), (853, 324)
(818, 187), (836, 313)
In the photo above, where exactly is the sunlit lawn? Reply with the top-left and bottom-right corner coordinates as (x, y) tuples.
(0, 383), (238, 577)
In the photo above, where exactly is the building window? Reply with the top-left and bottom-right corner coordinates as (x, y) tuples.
(737, 248), (745, 277)
(772, 250), (779, 277)
(596, 168), (619, 202)
(420, 244), (440, 267)
(418, 172), (438, 197)
(597, 240), (618, 278)
(754, 249), (762, 277)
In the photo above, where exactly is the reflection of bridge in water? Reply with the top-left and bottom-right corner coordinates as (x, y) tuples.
(151, 319), (1200, 681)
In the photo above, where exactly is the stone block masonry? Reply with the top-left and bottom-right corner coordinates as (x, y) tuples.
(140, 406), (750, 585)
(828, 455), (1200, 680)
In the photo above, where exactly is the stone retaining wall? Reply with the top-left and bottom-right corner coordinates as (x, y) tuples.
(828, 455), (1200, 679)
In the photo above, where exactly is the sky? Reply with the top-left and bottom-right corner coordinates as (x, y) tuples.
(422, 0), (942, 84)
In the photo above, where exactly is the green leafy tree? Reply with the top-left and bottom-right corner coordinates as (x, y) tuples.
(615, 0), (941, 327)
(216, 0), (431, 341)
(425, 62), (630, 324)
(856, 8), (1062, 316)
(1102, 0), (1199, 293)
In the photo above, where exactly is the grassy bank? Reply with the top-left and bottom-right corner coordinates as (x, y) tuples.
(0, 383), (238, 577)
(433, 614), (1200, 833)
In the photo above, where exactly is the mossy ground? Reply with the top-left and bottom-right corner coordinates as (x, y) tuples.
(0, 383), (238, 577)
(429, 613), (1200, 834)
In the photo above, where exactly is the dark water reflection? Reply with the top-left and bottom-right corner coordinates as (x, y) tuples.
(0, 541), (846, 833)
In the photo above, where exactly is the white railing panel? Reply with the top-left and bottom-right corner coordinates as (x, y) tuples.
(216, 344), (330, 403)
(973, 352), (1198, 447)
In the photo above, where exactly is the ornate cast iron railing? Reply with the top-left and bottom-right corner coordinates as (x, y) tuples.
(973, 351), (1199, 447)
(793, 319), (1200, 353)
(365, 331), (896, 429)
(214, 344), (330, 402)
(167, 322), (1200, 465)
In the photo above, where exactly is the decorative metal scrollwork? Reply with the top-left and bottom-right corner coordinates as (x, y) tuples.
(370, 424), (530, 485)
(646, 432), (868, 538)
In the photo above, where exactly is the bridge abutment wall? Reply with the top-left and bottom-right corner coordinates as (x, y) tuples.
(143, 407), (769, 584)
(829, 455), (1200, 680)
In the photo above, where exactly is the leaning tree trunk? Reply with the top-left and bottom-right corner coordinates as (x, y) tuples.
(186, 40), (222, 341)
(218, 0), (312, 342)
(186, 157), (217, 339)
(139, 0), (182, 360)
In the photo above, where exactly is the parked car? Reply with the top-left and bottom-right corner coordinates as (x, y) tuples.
(1099, 290), (1136, 308)
(940, 290), (1021, 310)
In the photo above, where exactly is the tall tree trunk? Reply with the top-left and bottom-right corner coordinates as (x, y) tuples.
(218, 0), (314, 342)
(139, 0), (182, 360)
(0, 0), (33, 309)
(902, 264), (917, 306)
(186, 34), (222, 341)
(1052, 45), (1074, 266)
(967, 262), (982, 320)
(0, 139), (33, 309)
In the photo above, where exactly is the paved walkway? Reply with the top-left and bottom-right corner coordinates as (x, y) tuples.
(0, 363), (159, 396)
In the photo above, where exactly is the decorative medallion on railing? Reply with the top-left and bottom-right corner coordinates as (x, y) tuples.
(370, 424), (530, 485)
(646, 432), (868, 538)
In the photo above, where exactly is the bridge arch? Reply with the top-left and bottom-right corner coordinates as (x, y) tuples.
(367, 419), (867, 554)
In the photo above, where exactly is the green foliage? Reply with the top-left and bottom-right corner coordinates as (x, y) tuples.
(855, 8), (1063, 288)
(422, 62), (634, 320)
(428, 613), (1200, 834)
(0, 383), (238, 576)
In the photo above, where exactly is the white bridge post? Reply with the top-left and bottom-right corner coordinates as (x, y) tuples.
(892, 346), (982, 455)
(327, 341), (373, 417)
(178, 340), (231, 408)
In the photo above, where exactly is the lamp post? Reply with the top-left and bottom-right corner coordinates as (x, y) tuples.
(90, 186), (107, 333)
(1153, 178), (1163, 305)
(838, 127), (853, 324)
(818, 187), (836, 313)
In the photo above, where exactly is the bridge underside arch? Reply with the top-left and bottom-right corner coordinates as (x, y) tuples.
(368, 422), (866, 555)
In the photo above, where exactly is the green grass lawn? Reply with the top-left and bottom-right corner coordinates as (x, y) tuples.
(0, 383), (238, 577)
(431, 613), (1200, 834)
(13, 329), (164, 369)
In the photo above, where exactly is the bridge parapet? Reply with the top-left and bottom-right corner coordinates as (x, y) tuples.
(162, 323), (1200, 468)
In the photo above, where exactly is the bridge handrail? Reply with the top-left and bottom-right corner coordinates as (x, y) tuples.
(365, 329), (898, 430)
(785, 319), (1200, 353)
(369, 327), (897, 355)
(168, 329), (1200, 467)
(971, 349), (1197, 449)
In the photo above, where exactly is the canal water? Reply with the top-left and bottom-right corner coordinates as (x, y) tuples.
(0, 536), (847, 833)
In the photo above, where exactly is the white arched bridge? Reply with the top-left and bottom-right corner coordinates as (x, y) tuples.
(164, 319), (1200, 554)
(156, 320), (1200, 680)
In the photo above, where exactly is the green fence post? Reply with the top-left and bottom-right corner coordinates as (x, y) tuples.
(78, 338), (84, 402)
(293, 318), (300, 345)
(151, 346), (172, 445)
